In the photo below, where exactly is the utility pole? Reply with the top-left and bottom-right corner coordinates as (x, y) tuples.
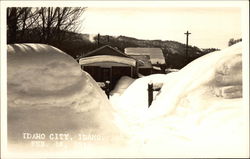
(107, 35), (109, 43)
(184, 30), (191, 61)
(97, 33), (100, 47)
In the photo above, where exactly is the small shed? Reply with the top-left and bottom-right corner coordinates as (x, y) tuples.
(79, 45), (137, 89)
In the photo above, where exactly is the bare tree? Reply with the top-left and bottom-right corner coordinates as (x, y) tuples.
(38, 7), (58, 42)
(7, 7), (86, 44)
(54, 7), (86, 41)
(7, 7), (42, 43)
(18, 7), (40, 41)
(37, 7), (85, 43)
(7, 7), (25, 43)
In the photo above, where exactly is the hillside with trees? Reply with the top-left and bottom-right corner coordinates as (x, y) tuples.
(92, 34), (219, 68)
(228, 38), (242, 46)
(7, 7), (220, 69)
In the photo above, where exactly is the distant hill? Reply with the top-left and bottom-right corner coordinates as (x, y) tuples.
(91, 34), (219, 68)
(11, 29), (219, 69)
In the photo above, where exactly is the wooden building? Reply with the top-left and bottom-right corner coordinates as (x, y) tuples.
(79, 45), (137, 89)
(125, 47), (166, 74)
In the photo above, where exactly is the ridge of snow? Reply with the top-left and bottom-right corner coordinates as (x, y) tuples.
(7, 43), (126, 154)
(110, 42), (247, 157)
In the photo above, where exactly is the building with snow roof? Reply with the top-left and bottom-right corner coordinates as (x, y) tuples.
(125, 47), (166, 74)
(84, 45), (130, 58)
(124, 47), (166, 65)
(79, 45), (137, 88)
(130, 55), (152, 75)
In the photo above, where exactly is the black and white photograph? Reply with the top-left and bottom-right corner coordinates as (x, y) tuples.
(1, 0), (249, 158)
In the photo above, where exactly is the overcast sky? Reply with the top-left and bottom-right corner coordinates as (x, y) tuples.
(81, 7), (241, 49)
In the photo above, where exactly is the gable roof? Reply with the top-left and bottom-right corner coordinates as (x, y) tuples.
(125, 47), (166, 65)
(84, 45), (129, 58)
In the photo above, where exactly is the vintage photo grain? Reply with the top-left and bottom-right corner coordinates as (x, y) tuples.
(1, 0), (249, 158)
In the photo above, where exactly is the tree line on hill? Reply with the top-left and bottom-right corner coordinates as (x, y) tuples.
(228, 38), (242, 46)
(7, 7), (86, 47)
(7, 7), (228, 69)
(93, 35), (221, 69)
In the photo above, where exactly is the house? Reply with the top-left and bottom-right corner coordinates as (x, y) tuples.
(79, 45), (137, 89)
(125, 47), (166, 74)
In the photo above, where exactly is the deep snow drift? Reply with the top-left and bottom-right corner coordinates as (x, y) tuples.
(7, 44), (126, 156)
(110, 76), (135, 96)
(110, 42), (248, 157)
(6, 43), (248, 157)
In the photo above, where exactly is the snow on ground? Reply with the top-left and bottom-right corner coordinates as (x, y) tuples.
(110, 42), (248, 157)
(165, 68), (179, 74)
(6, 43), (248, 157)
(110, 76), (135, 96)
(7, 44), (127, 156)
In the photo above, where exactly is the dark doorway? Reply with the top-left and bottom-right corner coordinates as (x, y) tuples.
(112, 66), (132, 83)
(103, 68), (111, 82)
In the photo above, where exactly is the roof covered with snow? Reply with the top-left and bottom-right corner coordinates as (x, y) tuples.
(131, 55), (152, 68)
(85, 45), (130, 58)
(125, 47), (166, 65)
(79, 55), (137, 67)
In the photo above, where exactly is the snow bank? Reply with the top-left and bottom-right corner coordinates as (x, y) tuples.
(7, 44), (126, 155)
(110, 73), (174, 136)
(7, 42), (248, 157)
(165, 68), (179, 74)
(111, 42), (248, 157)
(110, 76), (135, 96)
(149, 42), (243, 117)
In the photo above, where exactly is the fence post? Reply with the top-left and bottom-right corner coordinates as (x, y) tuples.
(105, 80), (110, 99)
(148, 83), (153, 107)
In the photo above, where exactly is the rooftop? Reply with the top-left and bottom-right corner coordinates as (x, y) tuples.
(125, 47), (166, 65)
(130, 55), (152, 69)
(85, 45), (130, 58)
(79, 55), (137, 67)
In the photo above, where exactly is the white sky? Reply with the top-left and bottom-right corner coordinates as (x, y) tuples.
(81, 7), (242, 49)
